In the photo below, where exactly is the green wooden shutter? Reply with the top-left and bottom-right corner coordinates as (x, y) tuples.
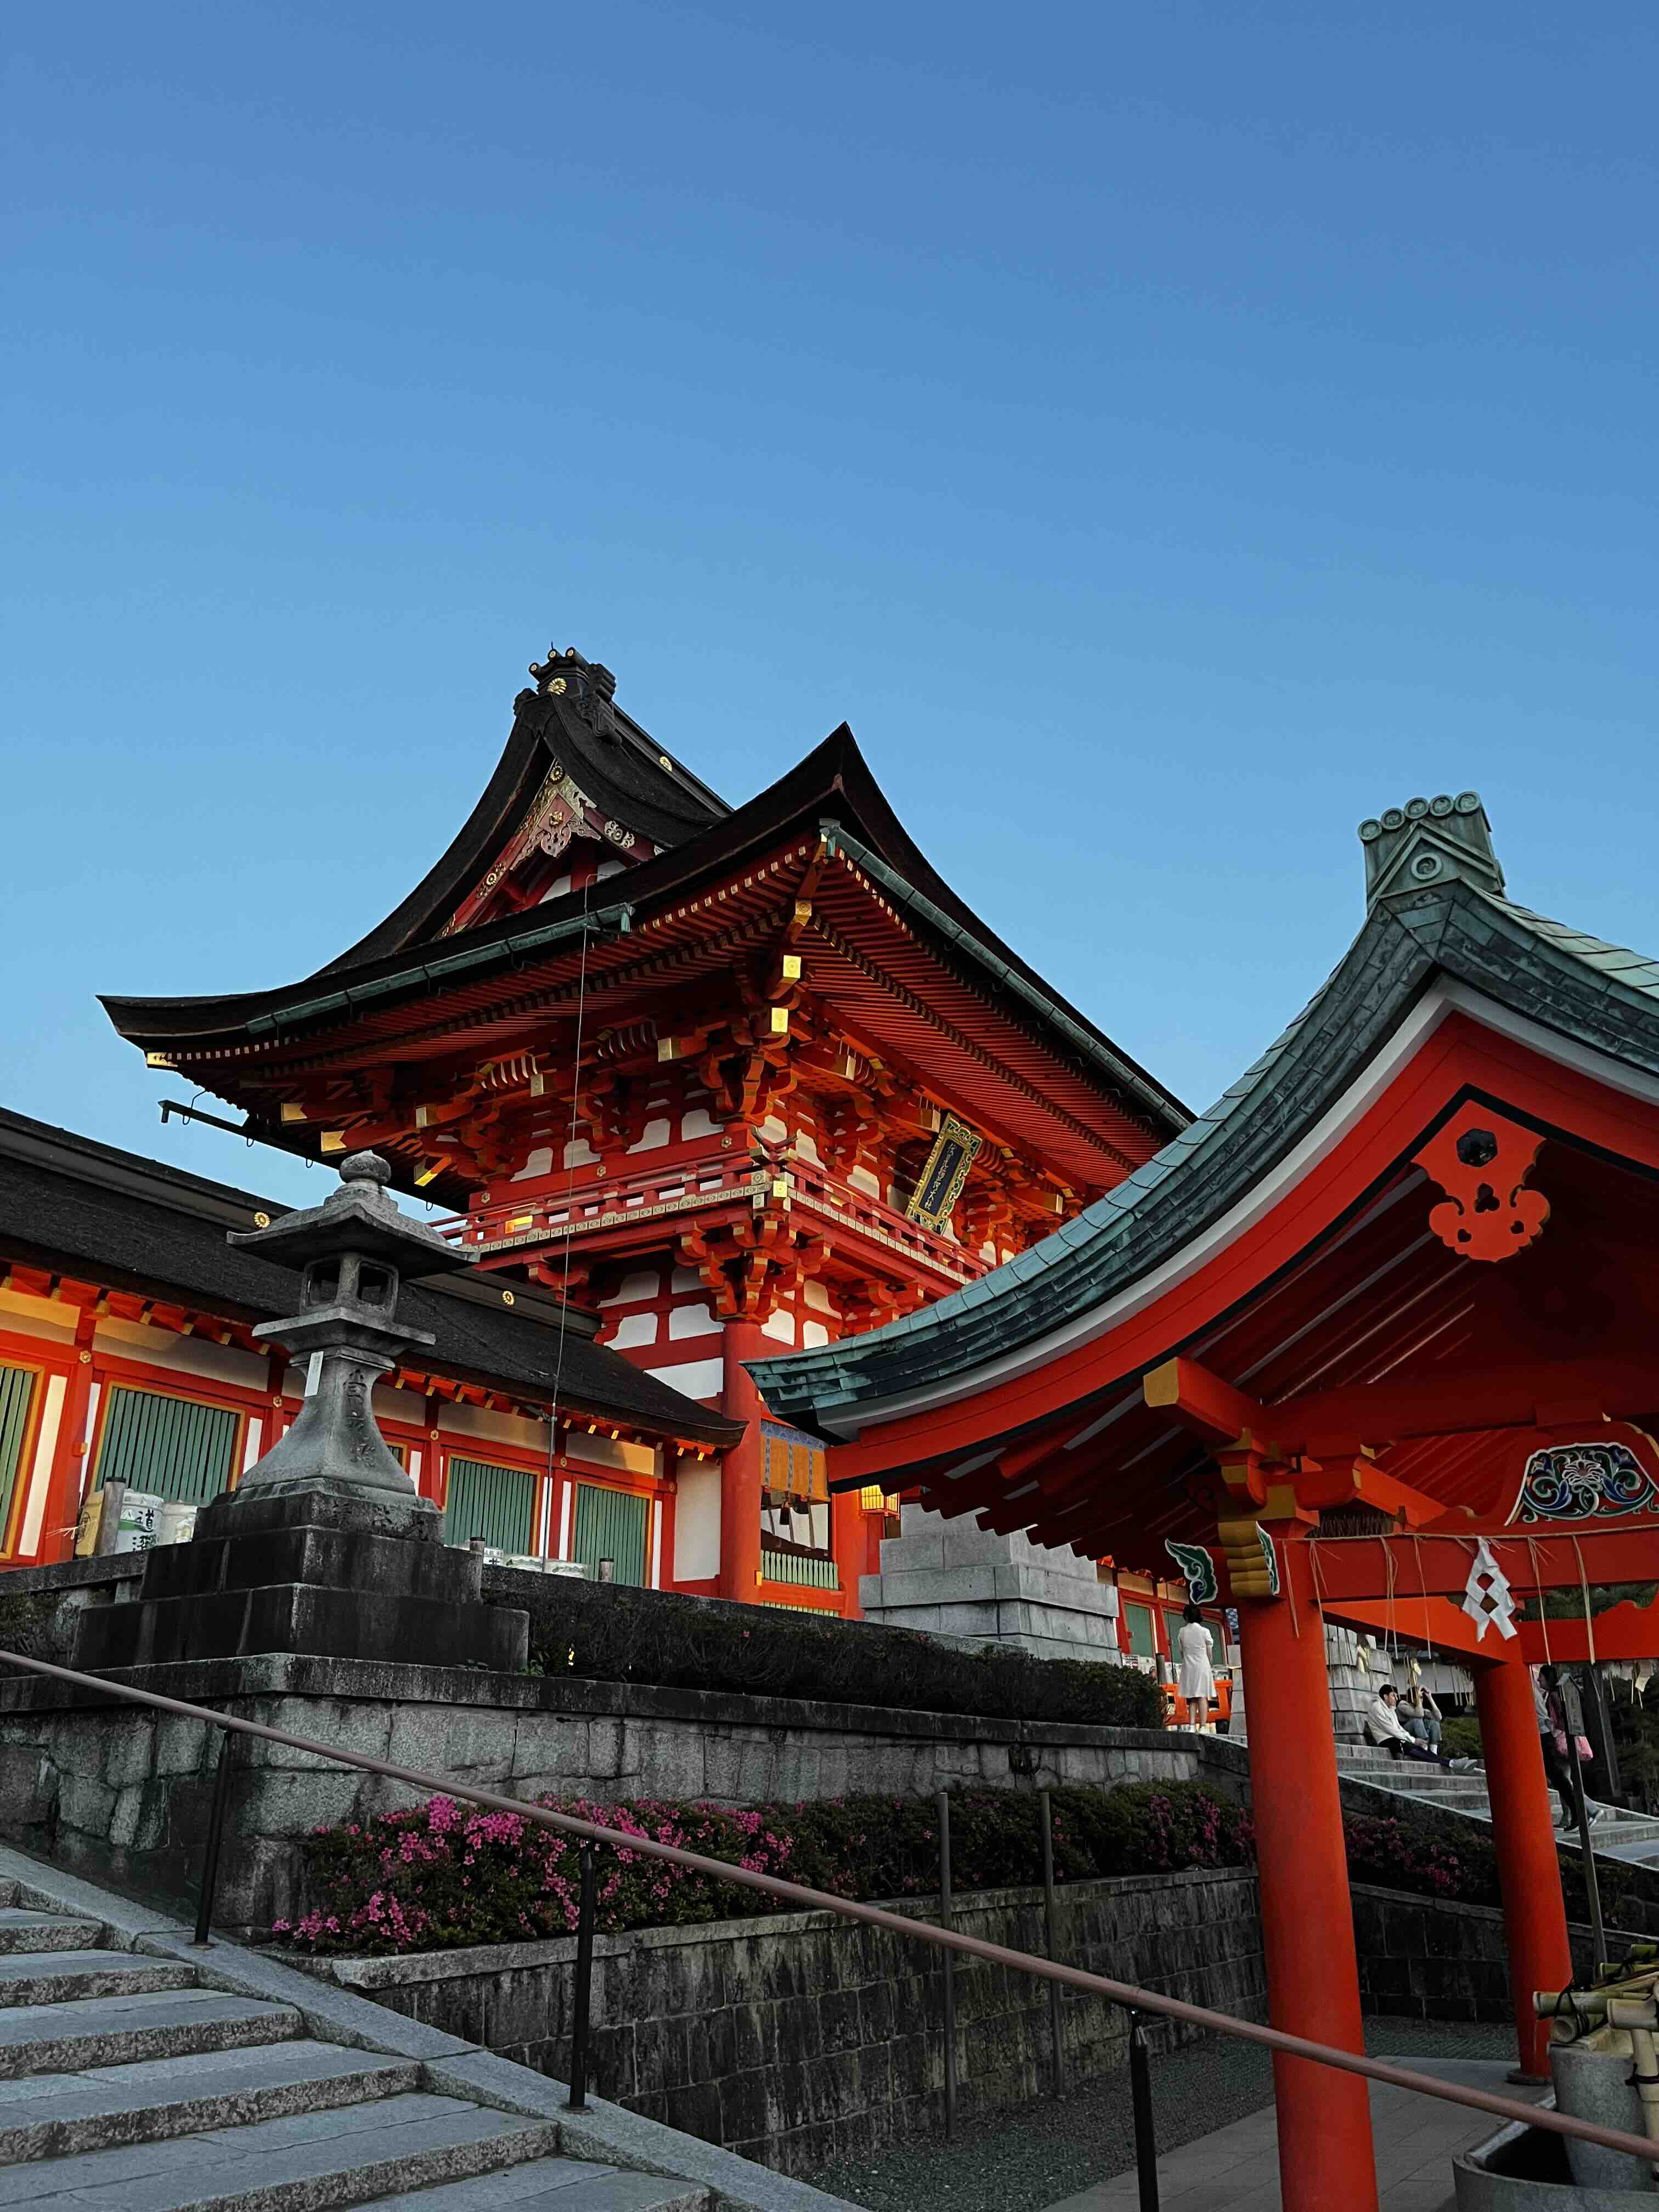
(572, 1483), (648, 1586)
(0, 1364), (38, 1544)
(1124, 1602), (1156, 1660)
(760, 1548), (839, 1589)
(97, 1387), (238, 1505)
(443, 1457), (534, 1554)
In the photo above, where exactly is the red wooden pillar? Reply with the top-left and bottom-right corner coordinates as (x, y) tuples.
(1475, 1652), (1572, 2080)
(831, 1488), (864, 1617)
(40, 1315), (97, 1564)
(718, 1320), (768, 1604)
(1236, 1531), (1379, 2212)
(656, 1452), (679, 1590)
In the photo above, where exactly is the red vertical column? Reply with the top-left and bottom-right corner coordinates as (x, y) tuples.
(830, 1488), (864, 1618)
(657, 1451), (679, 1590)
(1236, 1531), (1379, 2212)
(1475, 1652), (1573, 2080)
(40, 1313), (97, 1564)
(718, 1320), (767, 1604)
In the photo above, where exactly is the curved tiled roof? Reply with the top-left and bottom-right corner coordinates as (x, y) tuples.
(0, 1108), (741, 1447)
(750, 876), (1659, 1437)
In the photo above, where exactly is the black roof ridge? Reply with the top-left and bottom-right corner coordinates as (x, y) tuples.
(101, 723), (1189, 1140)
(0, 1102), (595, 1341)
(0, 1103), (741, 1443)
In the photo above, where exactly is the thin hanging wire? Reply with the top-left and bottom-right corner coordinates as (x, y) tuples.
(543, 883), (593, 1548)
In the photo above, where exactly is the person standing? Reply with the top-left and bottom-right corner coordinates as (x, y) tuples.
(1177, 1603), (1216, 1731)
(1537, 1664), (1603, 1829)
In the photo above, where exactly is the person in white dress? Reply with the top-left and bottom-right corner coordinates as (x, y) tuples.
(1177, 1604), (1216, 1730)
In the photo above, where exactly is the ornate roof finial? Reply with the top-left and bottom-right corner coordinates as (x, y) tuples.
(339, 1149), (391, 1188)
(1357, 792), (1504, 910)
(525, 645), (618, 735)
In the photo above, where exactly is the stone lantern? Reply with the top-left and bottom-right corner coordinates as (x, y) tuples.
(227, 1150), (457, 1522)
(74, 1154), (528, 1674)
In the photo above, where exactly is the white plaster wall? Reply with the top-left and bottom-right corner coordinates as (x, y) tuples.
(668, 1301), (720, 1340)
(652, 1357), (724, 1401)
(674, 1458), (723, 1582)
(438, 1402), (548, 1452)
(606, 1312), (659, 1350)
(565, 1431), (658, 1477)
(93, 1320), (269, 1391)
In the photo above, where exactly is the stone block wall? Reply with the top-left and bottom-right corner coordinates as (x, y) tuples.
(0, 1651), (1212, 1938)
(1352, 1884), (1602, 2023)
(858, 1505), (1124, 1662)
(295, 1866), (1266, 2175)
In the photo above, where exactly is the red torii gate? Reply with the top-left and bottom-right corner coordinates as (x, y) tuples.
(750, 795), (1659, 2212)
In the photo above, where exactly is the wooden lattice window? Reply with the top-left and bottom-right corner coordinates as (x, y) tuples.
(1123, 1602), (1157, 1660)
(571, 1482), (648, 1587)
(442, 1457), (535, 1555)
(0, 1363), (39, 1548)
(96, 1386), (239, 1506)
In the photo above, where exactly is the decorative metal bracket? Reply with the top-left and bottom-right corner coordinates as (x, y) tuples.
(1165, 1538), (1219, 1606)
(1415, 1105), (1549, 1263)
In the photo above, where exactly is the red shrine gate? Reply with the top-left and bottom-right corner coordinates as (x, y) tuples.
(754, 793), (1659, 2211)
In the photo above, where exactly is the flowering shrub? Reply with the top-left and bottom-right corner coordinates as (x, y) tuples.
(273, 1795), (801, 1956)
(1342, 1813), (1492, 1904)
(275, 1777), (1659, 1959)
(273, 1780), (1253, 1956)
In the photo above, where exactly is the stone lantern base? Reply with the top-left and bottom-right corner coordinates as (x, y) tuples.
(74, 1489), (528, 1674)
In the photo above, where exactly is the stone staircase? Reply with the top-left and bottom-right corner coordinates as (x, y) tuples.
(0, 1883), (704, 2211)
(1335, 1741), (1659, 1864)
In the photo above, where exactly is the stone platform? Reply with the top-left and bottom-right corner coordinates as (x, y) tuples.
(859, 1505), (1124, 1662)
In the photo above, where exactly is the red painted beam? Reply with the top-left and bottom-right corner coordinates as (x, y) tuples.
(1260, 1360), (1657, 1457)
(1319, 1595), (1494, 1661)
(1517, 1597), (1659, 1663)
(1307, 1520), (1659, 1604)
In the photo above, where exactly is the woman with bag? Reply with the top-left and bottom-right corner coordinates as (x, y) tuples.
(1537, 1664), (1604, 1830)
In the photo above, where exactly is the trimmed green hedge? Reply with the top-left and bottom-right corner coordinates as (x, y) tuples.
(488, 1566), (1161, 1730)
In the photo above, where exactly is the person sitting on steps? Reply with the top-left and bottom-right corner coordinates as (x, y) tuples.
(1364, 1682), (1477, 1771)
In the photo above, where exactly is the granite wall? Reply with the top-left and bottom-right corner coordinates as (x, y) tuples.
(291, 1866), (1266, 2175)
(0, 1649), (1213, 1938)
(1352, 1884), (1605, 2024)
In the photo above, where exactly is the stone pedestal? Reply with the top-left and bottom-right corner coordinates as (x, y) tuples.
(859, 1505), (1124, 1662)
(74, 1491), (528, 1673)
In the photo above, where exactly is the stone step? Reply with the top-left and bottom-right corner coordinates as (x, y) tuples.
(0, 1912), (106, 1957)
(370, 2158), (711, 2210)
(0, 2090), (557, 2211)
(0, 1990), (302, 2080)
(0, 1954), (199, 2012)
(0, 2039), (420, 2164)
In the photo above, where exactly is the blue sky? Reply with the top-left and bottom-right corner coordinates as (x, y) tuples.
(5, 4), (1656, 1210)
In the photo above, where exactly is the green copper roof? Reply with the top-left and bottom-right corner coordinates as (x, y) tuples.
(751, 799), (1659, 1439)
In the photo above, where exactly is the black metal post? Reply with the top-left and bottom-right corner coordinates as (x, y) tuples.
(1584, 1666), (1624, 1806)
(191, 1729), (236, 1947)
(566, 1841), (597, 2111)
(1565, 1723), (1608, 1974)
(1128, 2010), (1160, 2212)
(939, 1788), (956, 2139)
(1039, 1787), (1063, 2096)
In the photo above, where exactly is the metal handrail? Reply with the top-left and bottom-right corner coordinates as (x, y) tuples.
(0, 1645), (1653, 2176)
